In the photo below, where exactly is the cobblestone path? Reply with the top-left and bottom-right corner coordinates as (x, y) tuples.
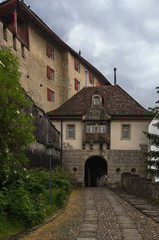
(19, 188), (159, 240)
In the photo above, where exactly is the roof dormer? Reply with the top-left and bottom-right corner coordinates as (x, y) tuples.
(92, 94), (102, 107)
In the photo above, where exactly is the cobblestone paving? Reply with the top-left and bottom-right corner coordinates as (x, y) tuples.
(93, 188), (122, 240)
(19, 188), (159, 240)
(115, 193), (159, 240)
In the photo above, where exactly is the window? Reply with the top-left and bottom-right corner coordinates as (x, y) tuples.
(47, 88), (55, 102)
(47, 66), (54, 81)
(74, 78), (80, 91)
(122, 124), (130, 139)
(97, 125), (106, 133)
(67, 125), (75, 139)
(3, 25), (7, 41)
(74, 58), (80, 72)
(86, 124), (106, 134)
(86, 125), (96, 133)
(89, 72), (94, 85)
(21, 43), (25, 58)
(13, 36), (17, 50)
(46, 44), (54, 60)
(94, 96), (100, 105)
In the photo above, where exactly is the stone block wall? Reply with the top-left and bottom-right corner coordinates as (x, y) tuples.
(121, 173), (159, 204)
(62, 144), (147, 187)
(24, 101), (61, 169)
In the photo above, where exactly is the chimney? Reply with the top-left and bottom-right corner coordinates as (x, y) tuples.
(114, 68), (117, 85)
(79, 50), (81, 56)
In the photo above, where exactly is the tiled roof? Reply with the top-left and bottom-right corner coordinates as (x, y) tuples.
(47, 85), (151, 117)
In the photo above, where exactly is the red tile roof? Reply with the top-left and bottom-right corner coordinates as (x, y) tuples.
(47, 85), (151, 118)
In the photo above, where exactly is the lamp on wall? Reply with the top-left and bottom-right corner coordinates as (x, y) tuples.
(46, 143), (54, 204)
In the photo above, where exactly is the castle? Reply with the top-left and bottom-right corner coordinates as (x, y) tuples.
(0, 0), (152, 187)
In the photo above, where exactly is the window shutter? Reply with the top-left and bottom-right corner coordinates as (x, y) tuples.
(47, 88), (51, 101)
(46, 44), (51, 58)
(74, 78), (78, 91)
(47, 66), (51, 79)
(74, 58), (78, 71)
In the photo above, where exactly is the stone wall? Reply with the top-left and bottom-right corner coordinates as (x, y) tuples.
(121, 173), (159, 204)
(24, 101), (61, 169)
(62, 144), (147, 187)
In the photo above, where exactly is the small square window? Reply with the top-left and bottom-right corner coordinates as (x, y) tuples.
(67, 125), (75, 139)
(122, 124), (130, 139)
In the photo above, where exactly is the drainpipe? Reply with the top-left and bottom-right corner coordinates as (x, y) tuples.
(85, 69), (88, 88)
(60, 115), (63, 166)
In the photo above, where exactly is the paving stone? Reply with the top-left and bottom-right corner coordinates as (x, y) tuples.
(19, 187), (159, 240)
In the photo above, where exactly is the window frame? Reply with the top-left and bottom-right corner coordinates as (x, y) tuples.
(93, 96), (100, 106)
(46, 44), (54, 60)
(121, 124), (131, 140)
(67, 124), (75, 139)
(47, 66), (54, 81)
(47, 88), (55, 103)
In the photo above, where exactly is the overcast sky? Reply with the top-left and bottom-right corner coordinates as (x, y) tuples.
(1, 0), (159, 109)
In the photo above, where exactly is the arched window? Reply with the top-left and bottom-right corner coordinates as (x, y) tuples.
(93, 96), (100, 106)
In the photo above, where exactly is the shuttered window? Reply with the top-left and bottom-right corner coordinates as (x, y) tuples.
(74, 78), (80, 91)
(89, 72), (94, 85)
(47, 66), (54, 81)
(47, 88), (55, 102)
(74, 58), (80, 72)
(46, 44), (54, 60)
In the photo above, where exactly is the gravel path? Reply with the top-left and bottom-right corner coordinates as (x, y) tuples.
(18, 188), (159, 240)
(19, 188), (85, 240)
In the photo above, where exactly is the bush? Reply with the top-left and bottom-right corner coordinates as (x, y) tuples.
(0, 166), (72, 230)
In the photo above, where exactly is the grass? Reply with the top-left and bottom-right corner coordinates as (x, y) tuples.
(0, 188), (70, 240)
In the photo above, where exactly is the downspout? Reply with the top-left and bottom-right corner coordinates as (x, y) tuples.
(85, 69), (88, 88)
(60, 115), (63, 166)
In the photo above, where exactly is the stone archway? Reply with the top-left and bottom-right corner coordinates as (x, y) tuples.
(84, 156), (107, 187)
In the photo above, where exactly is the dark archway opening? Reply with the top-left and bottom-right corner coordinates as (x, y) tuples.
(84, 156), (107, 187)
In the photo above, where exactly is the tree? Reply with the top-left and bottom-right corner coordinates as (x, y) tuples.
(144, 87), (159, 176)
(0, 47), (35, 171)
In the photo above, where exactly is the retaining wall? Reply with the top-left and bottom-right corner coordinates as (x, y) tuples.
(121, 173), (159, 204)
(24, 101), (61, 169)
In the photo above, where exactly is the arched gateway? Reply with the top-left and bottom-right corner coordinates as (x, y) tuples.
(84, 156), (107, 187)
